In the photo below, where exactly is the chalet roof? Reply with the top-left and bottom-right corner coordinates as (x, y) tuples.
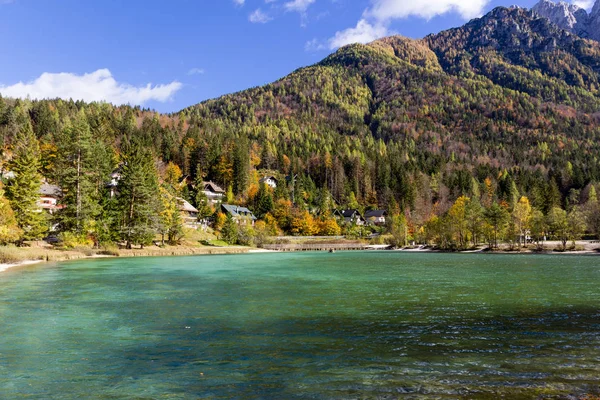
(203, 181), (225, 194)
(177, 198), (198, 213)
(221, 204), (257, 220)
(259, 176), (278, 183)
(39, 183), (62, 198)
(336, 209), (363, 218)
(365, 210), (387, 218)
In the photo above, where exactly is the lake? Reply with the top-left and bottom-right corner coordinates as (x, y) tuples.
(1, 252), (600, 399)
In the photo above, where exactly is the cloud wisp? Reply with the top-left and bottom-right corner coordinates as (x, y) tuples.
(0, 69), (182, 105)
(323, 0), (490, 50)
(249, 8), (273, 23)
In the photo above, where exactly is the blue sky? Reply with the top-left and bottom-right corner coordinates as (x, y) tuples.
(0, 0), (575, 112)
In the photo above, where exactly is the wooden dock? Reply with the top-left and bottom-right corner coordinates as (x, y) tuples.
(262, 243), (371, 252)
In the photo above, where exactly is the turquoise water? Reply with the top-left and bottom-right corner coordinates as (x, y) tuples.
(1, 252), (600, 399)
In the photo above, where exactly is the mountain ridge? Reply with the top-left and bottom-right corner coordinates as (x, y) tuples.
(532, 0), (600, 41)
(2, 5), (600, 221)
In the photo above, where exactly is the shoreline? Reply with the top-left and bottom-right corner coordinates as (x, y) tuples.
(0, 245), (253, 274)
(2, 243), (599, 274)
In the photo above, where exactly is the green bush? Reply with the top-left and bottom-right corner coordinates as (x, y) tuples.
(58, 232), (94, 249)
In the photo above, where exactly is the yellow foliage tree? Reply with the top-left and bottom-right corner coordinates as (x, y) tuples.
(318, 217), (341, 236)
(290, 209), (317, 236)
(448, 196), (470, 249)
(163, 162), (183, 193)
(0, 184), (22, 244)
(512, 196), (532, 247)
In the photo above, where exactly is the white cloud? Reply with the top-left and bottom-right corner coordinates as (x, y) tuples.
(328, 19), (390, 49)
(573, 0), (594, 9)
(187, 68), (205, 75)
(233, 0), (245, 6)
(326, 0), (489, 50)
(0, 69), (182, 105)
(284, 0), (315, 13)
(366, 0), (489, 21)
(305, 38), (326, 52)
(249, 8), (273, 23)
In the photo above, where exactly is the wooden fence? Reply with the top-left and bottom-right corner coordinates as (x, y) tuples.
(262, 243), (371, 252)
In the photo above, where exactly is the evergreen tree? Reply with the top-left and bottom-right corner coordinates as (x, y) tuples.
(54, 109), (101, 233)
(484, 203), (509, 249)
(6, 119), (47, 240)
(233, 136), (249, 196)
(221, 215), (238, 244)
(118, 141), (160, 249)
(256, 182), (274, 218)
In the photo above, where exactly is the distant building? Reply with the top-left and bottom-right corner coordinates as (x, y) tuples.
(38, 183), (64, 214)
(221, 204), (257, 225)
(259, 176), (278, 189)
(364, 210), (387, 226)
(202, 181), (225, 204)
(177, 197), (199, 228)
(107, 168), (123, 198)
(334, 209), (365, 226)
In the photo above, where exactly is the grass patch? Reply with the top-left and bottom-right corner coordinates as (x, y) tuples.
(0, 246), (48, 264)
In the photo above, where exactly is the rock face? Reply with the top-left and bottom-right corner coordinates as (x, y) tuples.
(532, 0), (600, 41)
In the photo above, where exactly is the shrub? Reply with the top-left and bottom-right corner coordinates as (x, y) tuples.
(58, 232), (94, 249)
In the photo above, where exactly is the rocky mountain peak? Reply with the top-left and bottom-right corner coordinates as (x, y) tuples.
(532, 0), (600, 41)
(532, 0), (582, 30)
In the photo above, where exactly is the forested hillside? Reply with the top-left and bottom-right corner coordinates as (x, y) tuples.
(1, 6), (600, 249)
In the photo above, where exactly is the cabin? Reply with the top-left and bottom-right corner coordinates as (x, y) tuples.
(177, 197), (199, 227)
(202, 181), (225, 204)
(334, 209), (366, 226)
(38, 183), (64, 214)
(221, 204), (257, 225)
(259, 176), (278, 189)
(364, 210), (387, 226)
(107, 168), (122, 198)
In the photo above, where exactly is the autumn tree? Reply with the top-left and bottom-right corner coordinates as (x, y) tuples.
(448, 196), (470, 249)
(0, 183), (21, 244)
(512, 196), (532, 247)
(546, 207), (569, 250)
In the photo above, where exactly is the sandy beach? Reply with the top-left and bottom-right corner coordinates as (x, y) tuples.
(0, 260), (45, 273)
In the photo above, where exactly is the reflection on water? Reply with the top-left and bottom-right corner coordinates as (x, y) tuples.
(1, 252), (600, 399)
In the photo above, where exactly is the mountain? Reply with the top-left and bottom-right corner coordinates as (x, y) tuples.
(3, 6), (600, 220)
(532, 0), (600, 42)
(185, 6), (600, 205)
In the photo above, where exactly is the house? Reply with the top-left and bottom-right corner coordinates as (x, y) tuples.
(107, 168), (122, 198)
(334, 209), (365, 226)
(259, 176), (278, 189)
(202, 181), (225, 204)
(221, 204), (257, 225)
(38, 183), (64, 214)
(364, 210), (388, 226)
(177, 197), (199, 227)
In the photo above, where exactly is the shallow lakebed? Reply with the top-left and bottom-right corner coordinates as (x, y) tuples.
(1, 252), (600, 399)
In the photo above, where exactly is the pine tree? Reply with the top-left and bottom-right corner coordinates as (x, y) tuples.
(54, 109), (101, 233)
(6, 119), (47, 241)
(118, 141), (160, 249)
(256, 182), (274, 218)
(233, 136), (249, 196)
(484, 203), (509, 249)
(221, 215), (238, 244)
